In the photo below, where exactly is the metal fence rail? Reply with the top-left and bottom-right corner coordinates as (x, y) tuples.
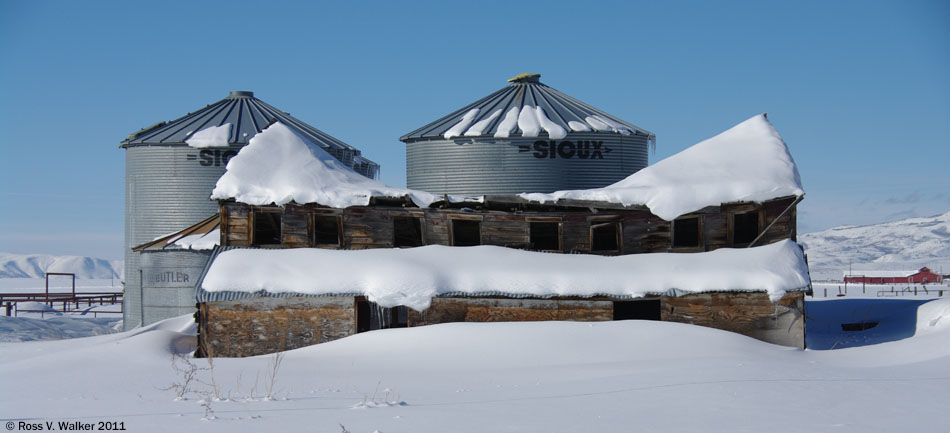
(1, 292), (124, 318)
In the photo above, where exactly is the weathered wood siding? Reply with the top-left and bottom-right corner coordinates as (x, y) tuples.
(407, 298), (613, 326)
(660, 291), (805, 348)
(222, 204), (249, 246)
(219, 196), (797, 253)
(198, 296), (355, 358)
(280, 205), (309, 248)
(761, 196), (798, 244)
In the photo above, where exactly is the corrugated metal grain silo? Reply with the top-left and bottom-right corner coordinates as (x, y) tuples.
(121, 91), (379, 329)
(400, 73), (654, 195)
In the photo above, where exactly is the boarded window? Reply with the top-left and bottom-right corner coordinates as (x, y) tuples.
(393, 216), (423, 247)
(252, 211), (282, 245)
(313, 215), (341, 246)
(613, 300), (661, 321)
(672, 217), (700, 248)
(591, 222), (620, 252)
(452, 219), (481, 246)
(529, 222), (560, 250)
(733, 212), (760, 246)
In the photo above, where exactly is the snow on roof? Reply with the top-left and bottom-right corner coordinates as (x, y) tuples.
(211, 122), (450, 208)
(520, 114), (804, 220)
(199, 240), (811, 310)
(213, 115), (802, 220)
(186, 123), (231, 148)
(844, 270), (920, 278)
(400, 74), (653, 142)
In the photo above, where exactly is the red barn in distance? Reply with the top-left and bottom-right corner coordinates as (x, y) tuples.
(844, 267), (943, 284)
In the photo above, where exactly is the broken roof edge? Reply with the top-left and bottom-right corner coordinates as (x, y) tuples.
(132, 214), (219, 252)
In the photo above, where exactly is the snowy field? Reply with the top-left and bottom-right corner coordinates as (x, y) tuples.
(1, 297), (948, 432)
(811, 281), (949, 299)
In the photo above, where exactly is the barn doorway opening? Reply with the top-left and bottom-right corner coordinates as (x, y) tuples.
(613, 299), (661, 321)
(356, 298), (408, 333)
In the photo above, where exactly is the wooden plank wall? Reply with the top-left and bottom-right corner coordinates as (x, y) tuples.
(218, 196), (797, 253)
(661, 291), (805, 348)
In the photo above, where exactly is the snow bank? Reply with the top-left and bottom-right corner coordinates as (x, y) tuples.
(201, 240), (810, 310)
(0, 316), (122, 342)
(211, 122), (445, 208)
(521, 114), (804, 220)
(185, 123), (231, 148)
(916, 298), (950, 336)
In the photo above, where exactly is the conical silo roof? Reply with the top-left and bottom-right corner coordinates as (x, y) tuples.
(121, 91), (378, 177)
(400, 73), (654, 143)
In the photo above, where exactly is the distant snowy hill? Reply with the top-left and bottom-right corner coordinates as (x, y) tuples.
(0, 253), (124, 279)
(800, 211), (950, 281)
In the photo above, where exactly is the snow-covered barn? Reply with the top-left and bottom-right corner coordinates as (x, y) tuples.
(844, 267), (943, 284)
(183, 114), (812, 357)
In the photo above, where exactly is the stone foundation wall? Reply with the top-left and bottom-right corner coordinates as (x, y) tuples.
(198, 296), (355, 358)
(198, 291), (806, 357)
(407, 298), (613, 326)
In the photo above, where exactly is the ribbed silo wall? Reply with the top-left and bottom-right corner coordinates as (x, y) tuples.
(406, 134), (649, 195)
(124, 145), (234, 329)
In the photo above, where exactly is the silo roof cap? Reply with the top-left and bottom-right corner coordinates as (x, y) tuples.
(400, 74), (654, 142)
(508, 73), (541, 83)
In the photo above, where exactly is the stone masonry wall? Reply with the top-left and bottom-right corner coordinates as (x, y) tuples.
(199, 296), (355, 358)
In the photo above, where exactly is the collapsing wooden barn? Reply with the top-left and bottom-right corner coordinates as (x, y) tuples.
(184, 114), (812, 357)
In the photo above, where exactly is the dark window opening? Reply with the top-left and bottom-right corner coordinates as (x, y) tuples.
(529, 222), (560, 250)
(591, 222), (620, 252)
(252, 211), (282, 245)
(841, 321), (879, 332)
(733, 212), (760, 246)
(452, 219), (480, 246)
(672, 217), (700, 248)
(313, 215), (340, 246)
(356, 299), (408, 333)
(393, 216), (424, 247)
(613, 300), (661, 321)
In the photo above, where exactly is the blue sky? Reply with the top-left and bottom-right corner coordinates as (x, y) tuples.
(1, 0), (947, 260)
